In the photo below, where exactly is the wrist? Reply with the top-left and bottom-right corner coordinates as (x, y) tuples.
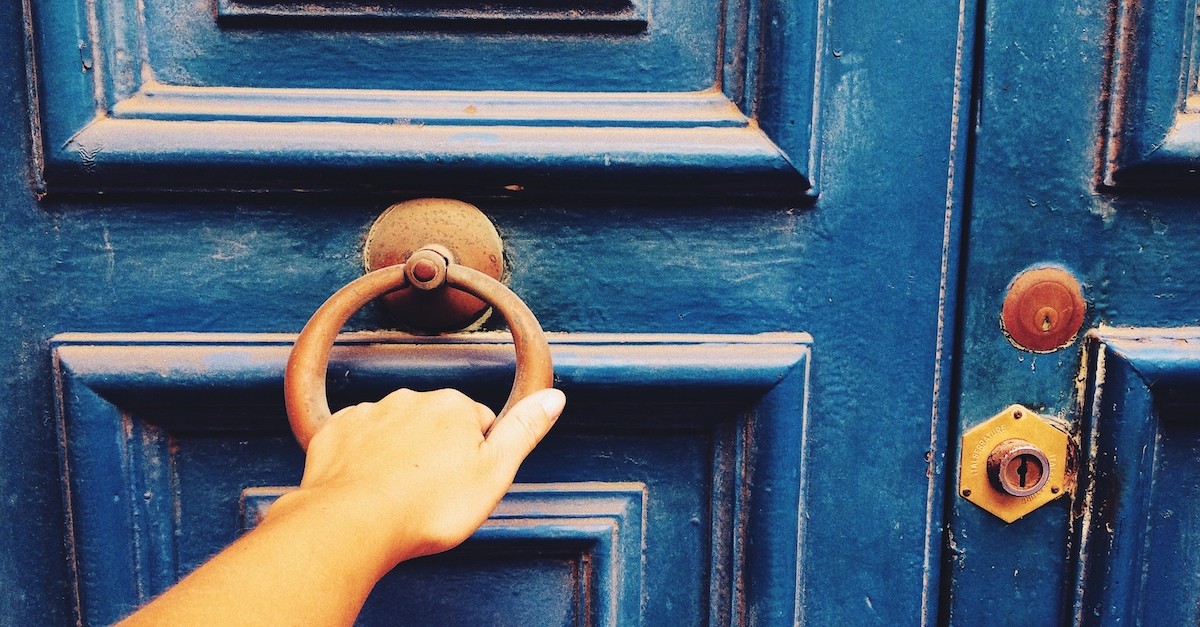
(263, 485), (420, 578)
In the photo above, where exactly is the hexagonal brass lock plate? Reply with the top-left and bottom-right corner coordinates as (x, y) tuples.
(959, 405), (1070, 523)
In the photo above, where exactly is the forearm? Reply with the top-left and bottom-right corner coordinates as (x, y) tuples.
(117, 388), (565, 626)
(120, 487), (401, 626)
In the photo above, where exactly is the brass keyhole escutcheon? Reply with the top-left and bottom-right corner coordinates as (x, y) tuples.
(1000, 266), (1086, 353)
(959, 405), (1072, 523)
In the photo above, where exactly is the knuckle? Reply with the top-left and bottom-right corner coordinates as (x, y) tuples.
(429, 388), (469, 403)
(380, 388), (417, 403)
(515, 415), (541, 445)
(374, 388), (417, 411)
(425, 525), (466, 553)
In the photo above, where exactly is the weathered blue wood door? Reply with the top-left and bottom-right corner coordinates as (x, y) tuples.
(945, 0), (1200, 623)
(2, 0), (987, 624)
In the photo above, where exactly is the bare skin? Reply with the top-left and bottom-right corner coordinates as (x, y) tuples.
(118, 387), (567, 627)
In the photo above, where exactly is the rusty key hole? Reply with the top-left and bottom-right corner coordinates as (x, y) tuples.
(987, 439), (1050, 498)
(1011, 454), (1039, 488)
(1000, 267), (1086, 352)
(1036, 306), (1058, 333)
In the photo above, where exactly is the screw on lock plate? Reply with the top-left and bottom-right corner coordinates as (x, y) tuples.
(959, 405), (1072, 523)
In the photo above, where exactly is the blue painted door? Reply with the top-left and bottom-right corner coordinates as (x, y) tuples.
(945, 0), (1200, 623)
(4, 0), (978, 625)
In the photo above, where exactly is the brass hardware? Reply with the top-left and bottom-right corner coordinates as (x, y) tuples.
(284, 200), (553, 451)
(1001, 266), (1086, 353)
(364, 198), (506, 333)
(959, 405), (1070, 523)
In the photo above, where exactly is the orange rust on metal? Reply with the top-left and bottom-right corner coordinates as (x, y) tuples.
(284, 261), (553, 450)
(1000, 266), (1086, 353)
(364, 198), (505, 333)
(404, 246), (452, 291)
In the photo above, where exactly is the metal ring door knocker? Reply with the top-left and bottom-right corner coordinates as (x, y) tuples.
(283, 199), (554, 450)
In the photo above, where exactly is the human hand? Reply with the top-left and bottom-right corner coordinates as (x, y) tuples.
(267, 387), (566, 574)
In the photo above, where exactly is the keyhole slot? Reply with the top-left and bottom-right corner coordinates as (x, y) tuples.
(987, 440), (1051, 497)
(1034, 306), (1060, 334)
(1007, 453), (1043, 491)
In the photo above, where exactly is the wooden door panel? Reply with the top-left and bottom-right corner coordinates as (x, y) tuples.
(1100, 0), (1200, 189)
(945, 0), (1200, 616)
(54, 333), (809, 625)
(1074, 328), (1200, 624)
(29, 0), (817, 196)
(6, 0), (974, 618)
(245, 484), (646, 626)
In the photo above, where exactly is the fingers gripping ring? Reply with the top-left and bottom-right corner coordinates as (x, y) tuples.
(284, 248), (554, 450)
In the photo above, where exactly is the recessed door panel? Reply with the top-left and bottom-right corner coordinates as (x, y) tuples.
(244, 484), (646, 626)
(54, 333), (810, 625)
(1074, 328), (1200, 624)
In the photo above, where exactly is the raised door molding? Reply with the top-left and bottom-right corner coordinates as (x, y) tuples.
(243, 483), (646, 624)
(1099, 0), (1200, 190)
(1073, 327), (1200, 623)
(53, 332), (811, 625)
(215, 0), (650, 25)
(26, 0), (817, 197)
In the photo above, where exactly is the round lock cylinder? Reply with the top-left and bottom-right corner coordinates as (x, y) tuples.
(986, 439), (1050, 497)
(1000, 266), (1086, 353)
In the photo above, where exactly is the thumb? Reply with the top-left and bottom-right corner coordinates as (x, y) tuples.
(485, 388), (566, 474)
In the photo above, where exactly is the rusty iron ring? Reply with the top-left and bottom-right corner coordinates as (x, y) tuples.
(284, 251), (553, 450)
